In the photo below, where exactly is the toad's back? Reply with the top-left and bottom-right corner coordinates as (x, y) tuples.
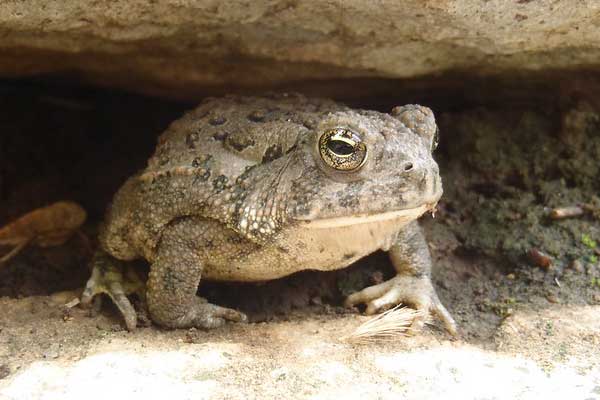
(99, 94), (346, 260)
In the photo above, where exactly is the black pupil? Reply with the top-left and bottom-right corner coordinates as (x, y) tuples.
(327, 139), (354, 156)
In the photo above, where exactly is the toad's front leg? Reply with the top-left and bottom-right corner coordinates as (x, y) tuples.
(147, 217), (247, 329)
(345, 221), (457, 336)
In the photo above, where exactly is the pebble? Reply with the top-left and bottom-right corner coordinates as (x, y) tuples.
(568, 259), (584, 273)
(528, 248), (553, 269)
(545, 294), (559, 304)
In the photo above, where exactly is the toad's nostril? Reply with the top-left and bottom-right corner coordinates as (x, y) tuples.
(403, 162), (414, 172)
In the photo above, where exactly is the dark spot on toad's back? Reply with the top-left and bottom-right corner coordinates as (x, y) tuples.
(226, 135), (256, 152)
(212, 131), (229, 141)
(213, 175), (228, 192)
(262, 144), (283, 163)
(209, 116), (227, 126)
(193, 169), (211, 183)
(191, 154), (212, 169)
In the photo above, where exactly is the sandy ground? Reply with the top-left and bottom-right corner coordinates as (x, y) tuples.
(0, 291), (599, 400)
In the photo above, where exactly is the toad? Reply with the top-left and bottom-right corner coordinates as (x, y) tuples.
(81, 94), (457, 335)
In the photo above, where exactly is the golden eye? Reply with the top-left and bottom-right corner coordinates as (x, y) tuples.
(318, 128), (367, 171)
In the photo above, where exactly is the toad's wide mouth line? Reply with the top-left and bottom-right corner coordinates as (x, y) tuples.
(297, 204), (431, 229)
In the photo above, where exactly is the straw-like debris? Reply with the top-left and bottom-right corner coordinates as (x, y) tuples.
(341, 305), (426, 343)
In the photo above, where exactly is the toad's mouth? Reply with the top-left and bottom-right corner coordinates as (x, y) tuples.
(297, 203), (433, 229)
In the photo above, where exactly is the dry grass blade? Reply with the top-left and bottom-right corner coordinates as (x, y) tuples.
(341, 305), (426, 343)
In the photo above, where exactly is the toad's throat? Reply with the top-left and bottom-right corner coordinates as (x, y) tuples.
(298, 204), (430, 229)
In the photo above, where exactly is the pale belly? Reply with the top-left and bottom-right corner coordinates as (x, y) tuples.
(202, 205), (428, 281)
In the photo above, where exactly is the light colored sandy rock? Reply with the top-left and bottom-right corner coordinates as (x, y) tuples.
(0, 1), (598, 97)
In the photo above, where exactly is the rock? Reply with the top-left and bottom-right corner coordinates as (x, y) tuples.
(0, 1), (599, 98)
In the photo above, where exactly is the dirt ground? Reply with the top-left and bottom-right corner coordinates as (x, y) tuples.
(0, 81), (599, 399)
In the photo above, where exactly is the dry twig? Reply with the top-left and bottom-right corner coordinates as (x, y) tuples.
(549, 206), (585, 220)
(549, 204), (599, 220)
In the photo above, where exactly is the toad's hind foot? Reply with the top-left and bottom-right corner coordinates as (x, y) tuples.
(345, 275), (458, 337)
(155, 297), (248, 330)
(80, 251), (145, 331)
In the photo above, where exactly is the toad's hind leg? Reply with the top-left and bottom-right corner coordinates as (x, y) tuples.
(80, 251), (145, 331)
(146, 217), (247, 329)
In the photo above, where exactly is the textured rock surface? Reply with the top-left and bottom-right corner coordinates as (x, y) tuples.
(0, 1), (599, 97)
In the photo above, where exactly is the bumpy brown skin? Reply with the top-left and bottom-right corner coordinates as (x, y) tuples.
(81, 93), (457, 335)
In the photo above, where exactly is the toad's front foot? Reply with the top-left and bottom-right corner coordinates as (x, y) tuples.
(80, 252), (145, 331)
(345, 275), (457, 336)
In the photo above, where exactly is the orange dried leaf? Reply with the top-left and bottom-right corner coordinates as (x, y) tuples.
(0, 201), (87, 247)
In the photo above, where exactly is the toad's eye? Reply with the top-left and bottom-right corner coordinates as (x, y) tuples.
(318, 128), (367, 171)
